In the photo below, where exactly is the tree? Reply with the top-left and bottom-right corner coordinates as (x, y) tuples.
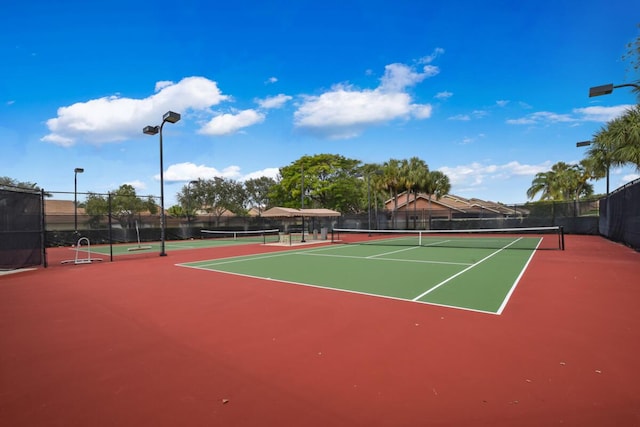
(83, 184), (155, 228)
(0, 177), (39, 191)
(584, 106), (640, 194)
(244, 176), (277, 215)
(526, 162), (594, 202)
(400, 157), (429, 228)
(421, 170), (451, 228)
(606, 106), (640, 170)
(188, 177), (248, 226)
(380, 159), (403, 227)
(270, 154), (364, 213)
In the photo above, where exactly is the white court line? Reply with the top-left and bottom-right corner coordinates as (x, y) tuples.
(366, 245), (419, 258)
(299, 252), (472, 266)
(412, 237), (524, 302)
(179, 243), (344, 268)
(177, 263), (498, 315)
(495, 238), (542, 315)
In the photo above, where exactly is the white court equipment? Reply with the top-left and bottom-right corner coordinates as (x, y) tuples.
(128, 221), (152, 251)
(61, 237), (104, 264)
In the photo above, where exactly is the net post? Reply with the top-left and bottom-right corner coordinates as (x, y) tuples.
(418, 231), (422, 246)
(559, 226), (565, 250)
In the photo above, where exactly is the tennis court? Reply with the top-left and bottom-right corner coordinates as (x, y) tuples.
(179, 227), (562, 314)
(69, 228), (281, 257)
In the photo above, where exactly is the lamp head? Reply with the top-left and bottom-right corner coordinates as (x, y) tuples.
(589, 84), (614, 97)
(74, 168), (84, 173)
(143, 125), (159, 135)
(163, 111), (181, 124)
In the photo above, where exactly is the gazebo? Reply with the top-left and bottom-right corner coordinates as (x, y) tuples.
(261, 207), (341, 242)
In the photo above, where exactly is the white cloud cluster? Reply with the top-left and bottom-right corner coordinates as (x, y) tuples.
(293, 54), (440, 139)
(507, 105), (634, 126)
(256, 94), (293, 109)
(42, 51), (442, 145)
(440, 160), (551, 188)
(42, 77), (229, 146)
(199, 110), (266, 136)
(156, 162), (279, 183)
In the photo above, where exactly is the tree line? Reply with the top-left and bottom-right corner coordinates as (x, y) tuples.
(172, 154), (451, 226)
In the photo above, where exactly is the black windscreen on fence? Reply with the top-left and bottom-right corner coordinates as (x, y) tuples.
(600, 178), (640, 251)
(0, 188), (43, 269)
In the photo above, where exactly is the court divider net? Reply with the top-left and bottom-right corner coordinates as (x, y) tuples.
(330, 226), (564, 250)
(200, 229), (281, 244)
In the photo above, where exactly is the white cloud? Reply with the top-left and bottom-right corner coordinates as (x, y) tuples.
(411, 104), (433, 119)
(379, 63), (431, 92)
(154, 81), (173, 91)
(294, 54), (440, 139)
(496, 100), (509, 107)
(448, 114), (471, 121)
(419, 47), (445, 64)
(256, 94), (292, 109)
(573, 105), (634, 122)
(198, 109), (265, 136)
(622, 173), (640, 183)
(439, 160), (551, 187)
(294, 87), (416, 138)
(158, 162), (241, 182)
(243, 167), (280, 181)
(435, 91), (453, 100)
(42, 76), (229, 146)
(157, 162), (280, 183)
(266, 77), (278, 84)
(507, 105), (634, 126)
(124, 180), (147, 191)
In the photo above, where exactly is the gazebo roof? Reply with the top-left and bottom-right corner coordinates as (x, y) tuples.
(261, 207), (341, 217)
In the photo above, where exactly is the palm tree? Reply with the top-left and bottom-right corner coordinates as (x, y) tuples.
(381, 159), (402, 228)
(421, 170), (451, 229)
(400, 157), (429, 228)
(527, 161), (594, 203)
(527, 171), (558, 201)
(608, 106), (640, 170)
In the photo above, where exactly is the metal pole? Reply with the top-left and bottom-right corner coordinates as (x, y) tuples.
(74, 171), (78, 233)
(367, 175), (372, 235)
(159, 122), (166, 256)
(300, 164), (305, 242)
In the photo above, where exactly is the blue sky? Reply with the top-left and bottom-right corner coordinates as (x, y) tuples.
(2, 0), (639, 206)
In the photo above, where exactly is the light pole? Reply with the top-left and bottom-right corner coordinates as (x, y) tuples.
(143, 111), (181, 256)
(74, 167), (84, 234)
(589, 82), (640, 97)
(300, 164), (306, 243)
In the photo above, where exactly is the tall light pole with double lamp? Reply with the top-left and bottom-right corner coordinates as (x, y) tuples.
(74, 167), (84, 234)
(143, 111), (181, 256)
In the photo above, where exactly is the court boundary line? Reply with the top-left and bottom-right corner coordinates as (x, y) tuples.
(411, 237), (525, 302)
(177, 237), (537, 315)
(176, 262), (498, 315)
(299, 251), (472, 266)
(495, 238), (543, 315)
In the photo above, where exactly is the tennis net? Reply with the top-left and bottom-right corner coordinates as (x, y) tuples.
(201, 229), (281, 244)
(331, 226), (564, 250)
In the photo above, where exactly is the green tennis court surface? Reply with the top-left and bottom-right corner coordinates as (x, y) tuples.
(179, 235), (543, 314)
(72, 233), (277, 256)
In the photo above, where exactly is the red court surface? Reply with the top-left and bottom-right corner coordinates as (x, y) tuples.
(1, 235), (639, 426)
